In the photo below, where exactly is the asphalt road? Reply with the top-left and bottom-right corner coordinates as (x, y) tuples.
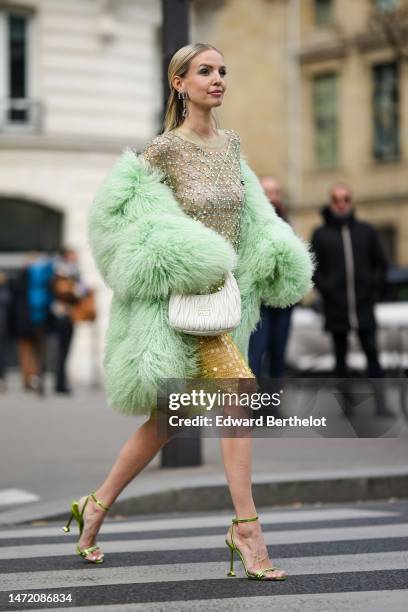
(0, 499), (407, 611)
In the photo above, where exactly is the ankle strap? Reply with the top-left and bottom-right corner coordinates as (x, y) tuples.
(90, 491), (110, 512)
(232, 515), (258, 524)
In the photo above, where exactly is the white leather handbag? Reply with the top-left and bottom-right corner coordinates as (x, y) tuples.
(168, 271), (241, 336)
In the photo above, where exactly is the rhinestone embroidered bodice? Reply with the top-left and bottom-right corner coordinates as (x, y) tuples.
(142, 129), (245, 253)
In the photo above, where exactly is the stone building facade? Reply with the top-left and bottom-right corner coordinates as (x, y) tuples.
(0, 0), (162, 383)
(192, 0), (408, 265)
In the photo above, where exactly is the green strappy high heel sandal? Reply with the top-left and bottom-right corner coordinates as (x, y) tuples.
(62, 491), (110, 563)
(225, 515), (287, 580)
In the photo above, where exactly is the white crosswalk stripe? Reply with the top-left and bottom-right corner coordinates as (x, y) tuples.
(0, 506), (393, 540)
(0, 502), (407, 611)
(1, 522), (407, 560)
(1, 551), (408, 591)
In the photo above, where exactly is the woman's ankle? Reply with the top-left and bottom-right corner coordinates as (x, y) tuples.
(92, 488), (114, 510)
(234, 520), (260, 539)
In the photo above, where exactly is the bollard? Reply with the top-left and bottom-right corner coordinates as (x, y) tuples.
(161, 435), (202, 468)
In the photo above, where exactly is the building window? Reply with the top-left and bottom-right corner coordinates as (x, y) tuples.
(0, 9), (39, 131)
(9, 14), (27, 122)
(313, 73), (338, 168)
(373, 62), (400, 161)
(314, 0), (333, 26)
(374, 0), (398, 12)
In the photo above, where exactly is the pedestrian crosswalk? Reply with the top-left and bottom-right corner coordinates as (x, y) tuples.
(0, 501), (407, 611)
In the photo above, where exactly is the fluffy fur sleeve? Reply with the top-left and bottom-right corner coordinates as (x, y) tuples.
(238, 158), (315, 307)
(88, 149), (237, 300)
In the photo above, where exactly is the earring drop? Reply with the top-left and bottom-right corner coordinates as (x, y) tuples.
(178, 90), (188, 118)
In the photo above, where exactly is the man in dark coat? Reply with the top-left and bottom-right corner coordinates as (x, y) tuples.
(311, 183), (388, 384)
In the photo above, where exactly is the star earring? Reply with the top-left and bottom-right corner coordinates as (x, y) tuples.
(177, 90), (188, 118)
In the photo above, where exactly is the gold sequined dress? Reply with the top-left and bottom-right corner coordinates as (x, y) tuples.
(143, 128), (254, 381)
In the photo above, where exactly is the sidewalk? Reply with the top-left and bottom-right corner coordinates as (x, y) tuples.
(0, 375), (407, 526)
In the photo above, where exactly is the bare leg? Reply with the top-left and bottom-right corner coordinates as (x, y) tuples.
(221, 430), (287, 579)
(77, 413), (170, 561)
(18, 339), (37, 389)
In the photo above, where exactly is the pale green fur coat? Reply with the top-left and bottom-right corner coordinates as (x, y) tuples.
(88, 148), (315, 416)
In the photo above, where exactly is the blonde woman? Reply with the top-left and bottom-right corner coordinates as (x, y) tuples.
(63, 43), (314, 581)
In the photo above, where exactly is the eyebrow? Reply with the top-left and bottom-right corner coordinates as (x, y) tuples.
(198, 63), (227, 69)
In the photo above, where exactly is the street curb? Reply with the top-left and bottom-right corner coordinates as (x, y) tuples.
(90, 472), (408, 517)
(1, 470), (407, 526)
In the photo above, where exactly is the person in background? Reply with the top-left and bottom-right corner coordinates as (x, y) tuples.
(0, 272), (12, 392)
(13, 252), (54, 395)
(248, 176), (294, 382)
(51, 247), (87, 394)
(311, 183), (391, 416)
